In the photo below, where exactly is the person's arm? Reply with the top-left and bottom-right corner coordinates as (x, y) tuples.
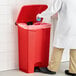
(50, 0), (62, 16)
(37, 0), (63, 22)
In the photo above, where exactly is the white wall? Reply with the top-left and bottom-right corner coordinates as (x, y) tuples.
(0, 0), (69, 71)
(0, 0), (18, 71)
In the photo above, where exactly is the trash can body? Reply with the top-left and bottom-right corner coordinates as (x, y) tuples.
(18, 23), (51, 73)
(16, 5), (51, 73)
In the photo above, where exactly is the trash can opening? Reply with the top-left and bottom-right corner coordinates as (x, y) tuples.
(18, 23), (51, 30)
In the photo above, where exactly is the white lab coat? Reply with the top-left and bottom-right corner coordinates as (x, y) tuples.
(39, 0), (76, 49)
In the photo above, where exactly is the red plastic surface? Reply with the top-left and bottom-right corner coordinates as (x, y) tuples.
(18, 25), (51, 73)
(16, 5), (51, 73)
(16, 5), (48, 24)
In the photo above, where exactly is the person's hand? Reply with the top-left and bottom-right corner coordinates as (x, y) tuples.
(37, 13), (51, 23)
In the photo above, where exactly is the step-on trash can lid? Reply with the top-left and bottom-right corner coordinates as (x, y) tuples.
(16, 5), (48, 24)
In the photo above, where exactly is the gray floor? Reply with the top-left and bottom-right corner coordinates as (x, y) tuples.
(0, 62), (69, 76)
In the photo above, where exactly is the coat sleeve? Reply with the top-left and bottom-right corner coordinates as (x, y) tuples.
(38, 0), (63, 18)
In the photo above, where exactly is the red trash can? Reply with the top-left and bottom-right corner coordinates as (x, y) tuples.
(16, 5), (51, 73)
